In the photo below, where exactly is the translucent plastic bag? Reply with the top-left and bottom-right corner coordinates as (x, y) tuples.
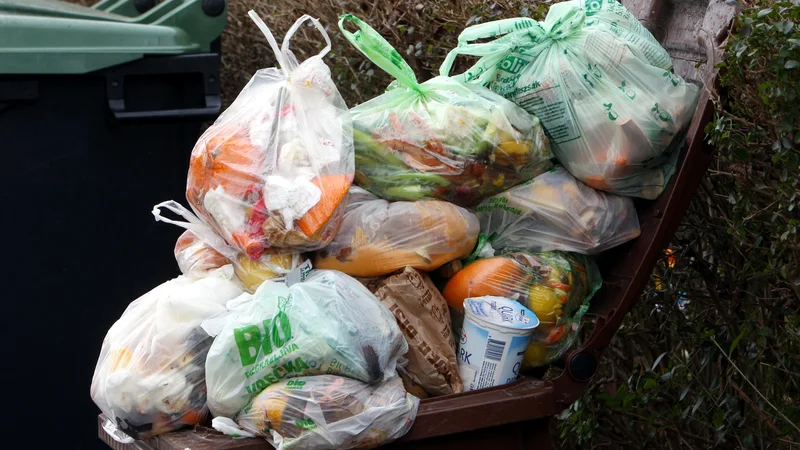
(154, 200), (301, 293)
(314, 187), (479, 277)
(443, 250), (601, 368)
(475, 166), (640, 255)
(204, 270), (407, 418)
(338, 15), (552, 206)
(175, 230), (232, 277)
(187, 12), (354, 259)
(90, 266), (245, 439)
(215, 376), (419, 449)
(442, 0), (699, 199)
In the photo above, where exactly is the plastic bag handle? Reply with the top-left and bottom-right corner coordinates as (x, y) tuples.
(248, 10), (290, 77)
(439, 18), (538, 78)
(152, 200), (237, 260)
(338, 14), (420, 90)
(282, 15), (332, 61)
(440, 41), (514, 79)
(439, 11), (589, 78)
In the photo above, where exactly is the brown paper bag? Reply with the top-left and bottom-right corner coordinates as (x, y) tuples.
(374, 267), (463, 396)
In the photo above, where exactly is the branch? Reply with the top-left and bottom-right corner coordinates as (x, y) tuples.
(710, 337), (800, 435)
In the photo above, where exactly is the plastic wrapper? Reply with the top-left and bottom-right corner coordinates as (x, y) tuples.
(204, 270), (407, 418)
(314, 187), (479, 277)
(215, 376), (418, 449)
(155, 200), (300, 293)
(443, 0), (699, 199)
(475, 166), (640, 255)
(90, 266), (245, 439)
(373, 267), (463, 396)
(175, 230), (231, 276)
(186, 12), (354, 259)
(338, 15), (552, 206)
(443, 250), (601, 368)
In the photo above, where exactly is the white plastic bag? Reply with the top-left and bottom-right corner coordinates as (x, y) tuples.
(187, 12), (354, 259)
(154, 200), (301, 293)
(204, 270), (407, 418)
(218, 375), (419, 450)
(90, 266), (245, 439)
(475, 166), (640, 254)
(442, 0), (699, 199)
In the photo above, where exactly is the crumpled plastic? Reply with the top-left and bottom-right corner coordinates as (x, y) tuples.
(154, 200), (301, 293)
(339, 14), (552, 206)
(186, 12), (354, 259)
(204, 270), (407, 418)
(90, 266), (244, 439)
(315, 187), (479, 277)
(216, 375), (419, 450)
(475, 166), (640, 255)
(443, 249), (601, 368)
(443, 0), (699, 198)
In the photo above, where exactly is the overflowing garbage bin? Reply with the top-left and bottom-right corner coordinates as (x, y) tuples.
(0, 0), (226, 448)
(6, 0), (731, 448)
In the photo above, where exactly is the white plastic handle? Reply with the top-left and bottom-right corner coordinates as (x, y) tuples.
(282, 15), (332, 61)
(248, 11), (331, 75)
(248, 10), (291, 76)
(152, 200), (237, 260)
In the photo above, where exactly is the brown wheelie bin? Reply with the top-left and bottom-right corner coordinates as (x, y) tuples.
(97, 0), (738, 448)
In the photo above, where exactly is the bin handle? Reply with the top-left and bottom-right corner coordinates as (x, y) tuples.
(108, 97), (221, 121)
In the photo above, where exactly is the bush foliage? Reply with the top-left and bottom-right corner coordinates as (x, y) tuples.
(67, 0), (800, 447)
(557, 1), (800, 448)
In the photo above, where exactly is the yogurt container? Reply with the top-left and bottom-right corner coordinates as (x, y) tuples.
(457, 296), (539, 391)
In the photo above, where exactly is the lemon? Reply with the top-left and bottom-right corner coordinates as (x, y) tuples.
(527, 285), (563, 322)
(235, 254), (295, 292)
(522, 342), (551, 369)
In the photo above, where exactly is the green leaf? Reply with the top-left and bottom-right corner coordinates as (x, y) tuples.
(692, 396), (704, 415)
(757, 8), (773, 17)
(785, 60), (799, 69)
(713, 410), (725, 429)
(679, 384), (691, 401)
(729, 328), (746, 356)
(775, 21), (794, 34)
(651, 352), (668, 371)
(623, 393), (636, 410)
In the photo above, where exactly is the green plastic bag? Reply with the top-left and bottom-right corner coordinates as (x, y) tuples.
(441, 0), (699, 199)
(204, 270), (407, 418)
(338, 15), (552, 206)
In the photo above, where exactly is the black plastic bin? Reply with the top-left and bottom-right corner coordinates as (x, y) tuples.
(0, 1), (227, 447)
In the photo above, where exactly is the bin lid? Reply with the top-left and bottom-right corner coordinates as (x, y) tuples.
(0, 0), (227, 74)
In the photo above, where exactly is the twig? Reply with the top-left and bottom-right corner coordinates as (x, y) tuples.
(710, 337), (800, 435)
(677, 433), (698, 450)
(728, 379), (781, 434)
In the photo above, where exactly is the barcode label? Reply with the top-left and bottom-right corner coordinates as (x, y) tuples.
(484, 338), (507, 361)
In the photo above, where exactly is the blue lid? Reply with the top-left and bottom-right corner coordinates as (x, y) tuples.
(464, 296), (539, 330)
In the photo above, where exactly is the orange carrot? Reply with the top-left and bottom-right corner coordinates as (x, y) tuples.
(296, 174), (353, 237)
(584, 175), (612, 191)
(180, 408), (205, 426)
